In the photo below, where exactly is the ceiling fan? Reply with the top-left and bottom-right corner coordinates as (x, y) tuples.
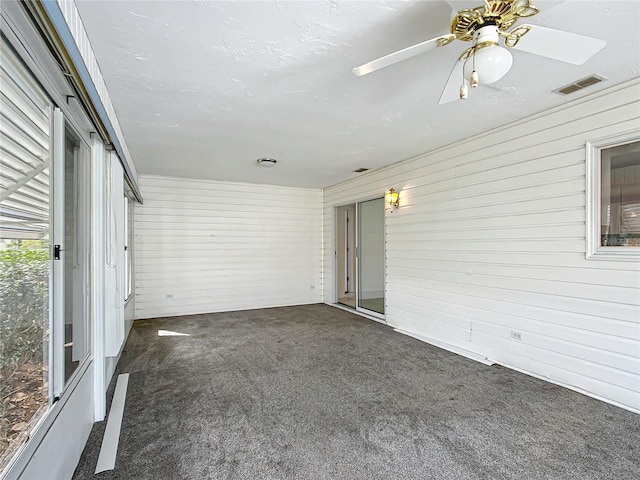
(352, 0), (607, 104)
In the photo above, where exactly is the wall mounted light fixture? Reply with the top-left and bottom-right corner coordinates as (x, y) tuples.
(386, 188), (400, 211)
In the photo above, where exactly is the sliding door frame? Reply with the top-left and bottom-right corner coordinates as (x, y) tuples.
(333, 195), (386, 321)
(51, 108), (93, 397)
(355, 197), (386, 320)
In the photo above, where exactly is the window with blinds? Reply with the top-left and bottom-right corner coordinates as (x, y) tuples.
(587, 133), (640, 258)
(600, 141), (640, 247)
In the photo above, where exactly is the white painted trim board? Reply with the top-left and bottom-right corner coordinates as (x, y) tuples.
(95, 373), (129, 474)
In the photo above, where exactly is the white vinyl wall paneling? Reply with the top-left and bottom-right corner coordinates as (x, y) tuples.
(323, 79), (640, 413)
(135, 175), (323, 319)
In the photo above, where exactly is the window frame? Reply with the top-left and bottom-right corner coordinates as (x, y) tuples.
(123, 194), (133, 302)
(0, 37), (93, 473)
(0, 38), (54, 469)
(586, 130), (640, 260)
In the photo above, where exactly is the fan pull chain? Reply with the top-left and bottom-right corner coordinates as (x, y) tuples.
(470, 70), (479, 88)
(470, 46), (479, 88)
(460, 39), (479, 100)
(459, 58), (468, 100)
(460, 48), (468, 100)
(460, 83), (468, 100)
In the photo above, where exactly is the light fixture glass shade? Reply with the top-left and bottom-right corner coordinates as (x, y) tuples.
(257, 158), (277, 167)
(463, 45), (513, 85)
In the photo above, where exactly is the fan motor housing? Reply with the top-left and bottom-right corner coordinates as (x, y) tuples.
(451, 0), (538, 41)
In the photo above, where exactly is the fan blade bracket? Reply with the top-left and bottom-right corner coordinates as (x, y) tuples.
(511, 0), (540, 18)
(437, 34), (457, 47)
(458, 46), (475, 63)
(502, 24), (532, 48)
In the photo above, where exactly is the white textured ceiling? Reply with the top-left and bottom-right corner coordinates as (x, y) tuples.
(75, 0), (640, 189)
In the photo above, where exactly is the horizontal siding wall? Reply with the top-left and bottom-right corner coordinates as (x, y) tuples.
(323, 79), (640, 413)
(135, 175), (322, 319)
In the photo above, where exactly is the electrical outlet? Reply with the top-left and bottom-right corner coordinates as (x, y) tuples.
(510, 330), (522, 341)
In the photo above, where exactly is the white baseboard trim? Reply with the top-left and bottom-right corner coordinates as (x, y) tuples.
(394, 328), (494, 366)
(493, 360), (640, 415)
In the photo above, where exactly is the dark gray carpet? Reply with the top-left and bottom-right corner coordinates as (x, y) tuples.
(73, 304), (640, 480)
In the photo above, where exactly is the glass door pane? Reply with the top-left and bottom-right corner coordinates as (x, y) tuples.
(52, 110), (90, 393)
(357, 198), (385, 315)
(336, 204), (356, 309)
(0, 39), (52, 467)
(60, 123), (90, 386)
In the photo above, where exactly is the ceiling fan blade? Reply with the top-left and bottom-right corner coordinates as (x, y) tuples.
(511, 25), (606, 65)
(444, 0), (484, 10)
(353, 35), (452, 77)
(447, 0), (564, 12)
(438, 59), (465, 105)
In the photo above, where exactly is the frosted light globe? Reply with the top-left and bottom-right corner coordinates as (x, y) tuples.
(463, 45), (513, 85)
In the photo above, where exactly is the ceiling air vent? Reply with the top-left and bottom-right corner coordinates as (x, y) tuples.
(553, 74), (606, 95)
(353, 168), (369, 173)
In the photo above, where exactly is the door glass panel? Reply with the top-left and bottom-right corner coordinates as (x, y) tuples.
(357, 198), (385, 315)
(62, 127), (90, 385)
(336, 204), (356, 308)
(0, 39), (51, 467)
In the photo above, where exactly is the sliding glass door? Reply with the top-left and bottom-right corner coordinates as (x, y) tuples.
(357, 198), (385, 315)
(0, 39), (91, 465)
(53, 114), (90, 389)
(336, 197), (385, 317)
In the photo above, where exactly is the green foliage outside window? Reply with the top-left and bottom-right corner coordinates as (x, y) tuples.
(0, 240), (49, 463)
(0, 241), (49, 372)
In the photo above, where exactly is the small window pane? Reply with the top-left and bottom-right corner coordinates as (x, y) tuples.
(600, 141), (640, 247)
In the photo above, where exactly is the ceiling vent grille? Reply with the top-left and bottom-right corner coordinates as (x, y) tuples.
(553, 74), (606, 95)
(353, 168), (369, 173)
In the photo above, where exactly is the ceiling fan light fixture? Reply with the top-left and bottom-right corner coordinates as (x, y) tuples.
(256, 158), (277, 167)
(463, 43), (513, 85)
(354, 1), (607, 106)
